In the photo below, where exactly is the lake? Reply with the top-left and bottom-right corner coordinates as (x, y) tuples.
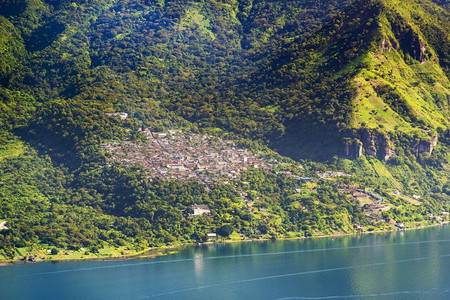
(1, 225), (450, 299)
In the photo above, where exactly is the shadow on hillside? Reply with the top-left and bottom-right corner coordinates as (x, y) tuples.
(270, 119), (345, 162)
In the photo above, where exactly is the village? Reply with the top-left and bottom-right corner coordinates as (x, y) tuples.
(101, 129), (271, 185)
(100, 126), (450, 232)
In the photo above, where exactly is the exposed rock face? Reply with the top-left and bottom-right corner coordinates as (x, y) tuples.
(361, 129), (395, 161)
(419, 40), (427, 63)
(345, 129), (395, 161)
(416, 135), (438, 155)
(389, 17), (430, 63)
(345, 139), (363, 158)
(345, 130), (440, 161)
(383, 145), (396, 162)
(379, 37), (392, 52)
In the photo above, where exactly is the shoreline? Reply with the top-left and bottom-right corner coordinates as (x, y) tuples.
(1, 221), (447, 267)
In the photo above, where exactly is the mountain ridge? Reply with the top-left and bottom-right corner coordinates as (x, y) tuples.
(0, 0), (448, 260)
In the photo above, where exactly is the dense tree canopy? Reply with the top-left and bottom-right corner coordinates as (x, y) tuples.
(0, 0), (448, 259)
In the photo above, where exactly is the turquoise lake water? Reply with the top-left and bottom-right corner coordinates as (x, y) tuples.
(1, 225), (450, 299)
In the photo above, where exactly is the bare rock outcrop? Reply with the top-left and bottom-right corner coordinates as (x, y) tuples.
(345, 130), (440, 161)
(416, 135), (438, 155)
(345, 129), (395, 161)
(419, 40), (427, 63)
(345, 139), (363, 158)
(379, 37), (392, 52)
(361, 129), (395, 161)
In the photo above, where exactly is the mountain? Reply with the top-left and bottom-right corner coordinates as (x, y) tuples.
(0, 0), (448, 260)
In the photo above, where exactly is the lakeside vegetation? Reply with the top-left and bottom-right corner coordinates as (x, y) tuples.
(3, 222), (449, 264)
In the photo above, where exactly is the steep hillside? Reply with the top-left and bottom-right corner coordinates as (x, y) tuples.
(348, 0), (449, 159)
(0, 0), (448, 260)
(236, 0), (449, 160)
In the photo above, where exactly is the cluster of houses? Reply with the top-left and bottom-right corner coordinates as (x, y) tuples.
(395, 212), (450, 230)
(318, 171), (350, 179)
(430, 212), (450, 222)
(102, 129), (270, 184)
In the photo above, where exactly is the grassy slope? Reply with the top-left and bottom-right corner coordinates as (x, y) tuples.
(351, 0), (449, 137)
(352, 53), (448, 133)
(337, 0), (449, 204)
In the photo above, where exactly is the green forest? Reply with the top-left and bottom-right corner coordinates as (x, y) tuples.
(0, 0), (448, 261)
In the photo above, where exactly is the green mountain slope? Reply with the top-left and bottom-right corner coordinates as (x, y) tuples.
(235, 0), (449, 160)
(351, 0), (449, 133)
(0, 0), (448, 260)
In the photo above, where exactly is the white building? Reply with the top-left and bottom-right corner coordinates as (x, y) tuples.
(207, 233), (217, 240)
(155, 133), (167, 138)
(106, 112), (128, 120)
(0, 221), (8, 231)
(167, 164), (185, 170)
(191, 205), (211, 216)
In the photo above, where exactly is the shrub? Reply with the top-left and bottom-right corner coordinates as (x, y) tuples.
(217, 225), (234, 237)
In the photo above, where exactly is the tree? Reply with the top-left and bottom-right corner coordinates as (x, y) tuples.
(257, 224), (269, 234)
(51, 248), (58, 255)
(217, 225), (233, 237)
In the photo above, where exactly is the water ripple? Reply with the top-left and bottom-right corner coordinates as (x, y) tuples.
(138, 254), (450, 299)
(277, 288), (450, 299)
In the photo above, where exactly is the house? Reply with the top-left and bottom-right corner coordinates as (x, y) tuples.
(155, 133), (167, 138)
(106, 112), (128, 120)
(395, 222), (405, 229)
(0, 221), (8, 231)
(207, 233), (217, 240)
(430, 215), (442, 221)
(191, 205), (211, 216)
(168, 130), (180, 135)
(167, 164), (185, 170)
(298, 177), (313, 181)
(354, 192), (366, 198)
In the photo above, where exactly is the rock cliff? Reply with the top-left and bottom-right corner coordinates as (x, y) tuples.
(416, 135), (439, 155)
(346, 129), (441, 161)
